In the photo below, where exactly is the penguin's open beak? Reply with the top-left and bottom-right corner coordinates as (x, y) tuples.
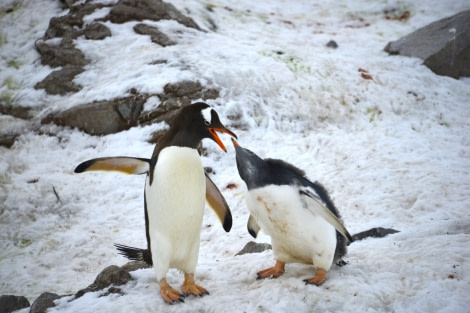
(209, 127), (237, 152)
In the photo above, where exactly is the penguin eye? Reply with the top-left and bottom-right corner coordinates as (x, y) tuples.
(204, 120), (210, 126)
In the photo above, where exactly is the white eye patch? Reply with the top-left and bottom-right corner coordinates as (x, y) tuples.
(201, 107), (213, 125)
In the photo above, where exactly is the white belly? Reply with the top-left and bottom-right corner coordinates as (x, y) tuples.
(246, 185), (336, 270)
(146, 147), (206, 279)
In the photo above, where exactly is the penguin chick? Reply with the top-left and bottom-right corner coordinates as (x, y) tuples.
(232, 139), (351, 286)
(75, 102), (237, 304)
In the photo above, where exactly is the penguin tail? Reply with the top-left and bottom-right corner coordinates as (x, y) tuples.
(114, 243), (153, 266)
(349, 227), (399, 244)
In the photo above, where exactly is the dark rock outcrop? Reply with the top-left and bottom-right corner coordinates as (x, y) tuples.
(107, 0), (200, 30)
(84, 23), (112, 40)
(384, 10), (470, 78)
(35, 40), (87, 68)
(41, 80), (219, 137)
(133, 23), (176, 46)
(27, 262), (145, 312)
(34, 65), (85, 95)
(34, 0), (201, 96)
(29, 292), (61, 313)
(0, 295), (30, 313)
(74, 265), (132, 299)
(42, 94), (147, 135)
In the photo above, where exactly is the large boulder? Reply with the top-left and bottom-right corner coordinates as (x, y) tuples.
(40, 81), (219, 137)
(41, 94), (147, 135)
(34, 65), (85, 95)
(384, 10), (470, 78)
(29, 292), (61, 313)
(74, 265), (133, 299)
(107, 0), (200, 30)
(0, 295), (30, 313)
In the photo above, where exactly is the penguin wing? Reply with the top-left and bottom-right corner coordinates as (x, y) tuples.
(74, 157), (151, 174)
(247, 214), (261, 238)
(299, 186), (353, 242)
(205, 174), (232, 232)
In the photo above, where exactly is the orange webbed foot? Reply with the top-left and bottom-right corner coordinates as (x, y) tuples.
(303, 267), (327, 286)
(181, 273), (209, 298)
(159, 278), (185, 304)
(257, 260), (286, 280)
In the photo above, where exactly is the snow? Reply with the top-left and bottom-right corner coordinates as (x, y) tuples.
(1, 0), (469, 312)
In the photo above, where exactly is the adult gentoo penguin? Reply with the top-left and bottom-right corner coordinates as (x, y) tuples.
(75, 102), (237, 304)
(232, 139), (352, 286)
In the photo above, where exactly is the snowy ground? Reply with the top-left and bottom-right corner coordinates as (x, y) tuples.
(1, 0), (470, 312)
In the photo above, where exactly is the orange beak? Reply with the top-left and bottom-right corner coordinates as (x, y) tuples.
(209, 127), (237, 152)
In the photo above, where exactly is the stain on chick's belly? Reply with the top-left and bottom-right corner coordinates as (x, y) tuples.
(256, 196), (293, 236)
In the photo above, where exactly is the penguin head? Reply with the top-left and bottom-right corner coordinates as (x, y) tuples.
(171, 102), (237, 152)
(232, 139), (267, 189)
(232, 139), (309, 190)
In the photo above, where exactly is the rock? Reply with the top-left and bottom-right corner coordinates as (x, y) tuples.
(29, 292), (61, 313)
(108, 0), (200, 30)
(92, 265), (133, 288)
(41, 95), (146, 135)
(84, 23), (112, 40)
(0, 295), (30, 313)
(326, 40), (338, 49)
(0, 133), (19, 148)
(120, 261), (151, 272)
(40, 78), (220, 136)
(0, 104), (33, 120)
(44, 15), (82, 40)
(235, 241), (272, 256)
(141, 80), (220, 126)
(35, 40), (87, 68)
(133, 23), (175, 46)
(163, 81), (204, 99)
(384, 10), (470, 78)
(74, 265), (133, 299)
(99, 287), (125, 297)
(34, 65), (85, 95)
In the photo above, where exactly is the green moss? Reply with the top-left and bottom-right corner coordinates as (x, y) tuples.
(2, 76), (20, 90)
(0, 91), (15, 105)
(0, 0), (24, 17)
(259, 50), (311, 73)
(6, 60), (20, 69)
(15, 238), (32, 248)
(366, 107), (382, 122)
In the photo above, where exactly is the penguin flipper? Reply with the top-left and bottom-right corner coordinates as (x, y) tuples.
(205, 174), (232, 232)
(247, 214), (260, 238)
(74, 157), (151, 174)
(299, 187), (353, 242)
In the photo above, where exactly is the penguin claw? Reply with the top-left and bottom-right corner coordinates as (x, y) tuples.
(159, 278), (184, 304)
(303, 268), (327, 286)
(181, 273), (209, 298)
(168, 296), (185, 305)
(183, 288), (209, 298)
(256, 260), (286, 280)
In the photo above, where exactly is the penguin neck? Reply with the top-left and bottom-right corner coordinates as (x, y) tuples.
(152, 129), (202, 160)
